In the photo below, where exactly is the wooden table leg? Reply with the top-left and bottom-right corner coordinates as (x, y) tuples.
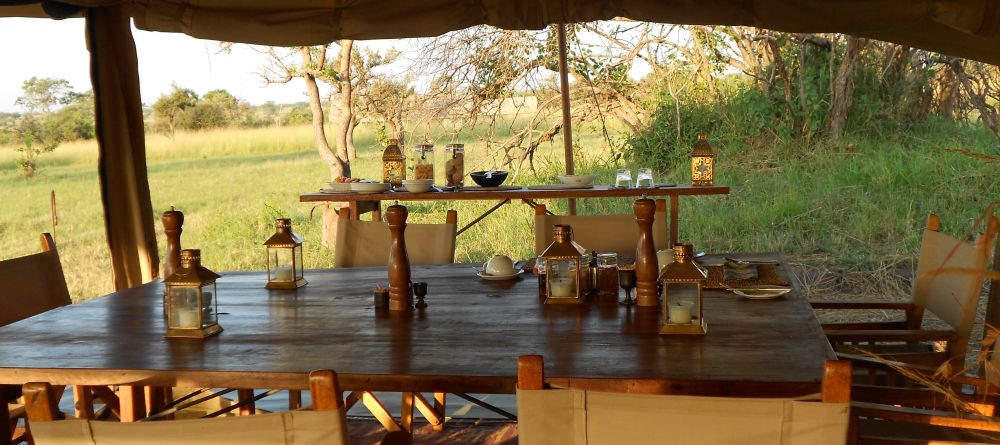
(117, 385), (146, 422)
(433, 392), (446, 431)
(401, 392), (415, 444)
(669, 195), (679, 246)
(74, 386), (95, 419)
(0, 385), (14, 445)
(144, 386), (167, 419)
(238, 389), (255, 416)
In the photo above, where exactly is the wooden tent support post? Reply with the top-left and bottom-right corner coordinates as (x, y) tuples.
(557, 23), (576, 216)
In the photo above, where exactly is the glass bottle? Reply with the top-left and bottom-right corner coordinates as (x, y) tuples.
(413, 144), (435, 181)
(596, 253), (620, 298)
(444, 144), (465, 187)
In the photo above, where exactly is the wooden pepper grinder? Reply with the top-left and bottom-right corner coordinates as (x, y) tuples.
(634, 198), (659, 306)
(162, 207), (184, 279)
(386, 204), (412, 311)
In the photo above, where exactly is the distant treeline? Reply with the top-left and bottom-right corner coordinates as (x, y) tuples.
(0, 83), (313, 147)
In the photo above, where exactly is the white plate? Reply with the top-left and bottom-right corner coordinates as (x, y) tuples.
(728, 288), (792, 299)
(350, 182), (391, 193)
(527, 184), (595, 190)
(477, 270), (524, 281)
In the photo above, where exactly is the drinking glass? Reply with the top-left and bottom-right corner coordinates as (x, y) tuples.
(617, 265), (637, 305)
(636, 168), (654, 188)
(615, 169), (633, 188)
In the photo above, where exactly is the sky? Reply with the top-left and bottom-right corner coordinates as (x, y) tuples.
(0, 17), (404, 113)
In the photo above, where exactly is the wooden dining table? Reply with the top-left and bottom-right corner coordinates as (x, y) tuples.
(0, 253), (833, 443)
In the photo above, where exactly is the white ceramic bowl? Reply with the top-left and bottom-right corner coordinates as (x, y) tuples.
(350, 182), (391, 193)
(483, 255), (516, 276)
(557, 175), (596, 187)
(325, 182), (354, 192)
(401, 179), (434, 193)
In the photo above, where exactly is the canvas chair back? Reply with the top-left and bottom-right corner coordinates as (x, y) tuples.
(334, 208), (458, 268)
(23, 370), (349, 445)
(912, 215), (996, 350)
(533, 200), (669, 257)
(0, 233), (71, 327)
(516, 355), (851, 445)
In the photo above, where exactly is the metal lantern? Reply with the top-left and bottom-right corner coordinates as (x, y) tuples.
(659, 243), (708, 335)
(164, 249), (222, 338)
(541, 225), (586, 304)
(382, 139), (406, 186)
(691, 134), (715, 186)
(264, 218), (306, 289)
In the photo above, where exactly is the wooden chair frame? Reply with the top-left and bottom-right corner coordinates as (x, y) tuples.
(1, 233), (71, 444)
(814, 214), (1000, 369)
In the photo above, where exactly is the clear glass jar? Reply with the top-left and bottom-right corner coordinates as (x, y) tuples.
(596, 253), (619, 298)
(413, 144), (435, 181)
(444, 144), (464, 187)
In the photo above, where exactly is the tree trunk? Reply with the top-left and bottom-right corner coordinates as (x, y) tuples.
(300, 47), (348, 180)
(335, 40), (356, 164)
(950, 59), (1000, 137)
(829, 36), (864, 140)
(935, 66), (958, 118)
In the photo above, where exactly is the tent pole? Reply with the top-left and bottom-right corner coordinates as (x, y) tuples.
(557, 23), (576, 215)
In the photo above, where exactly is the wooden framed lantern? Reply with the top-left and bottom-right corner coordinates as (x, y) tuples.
(164, 249), (222, 339)
(541, 225), (585, 304)
(264, 218), (306, 289)
(659, 243), (708, 335)
(691, 134), (715, 186)
(382, 138), (405, 186)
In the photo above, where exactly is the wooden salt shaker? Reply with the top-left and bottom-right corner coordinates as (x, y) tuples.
(386, 204), (412, 311)
(162, 207), (184, 279)
(634, 199), (659, 306)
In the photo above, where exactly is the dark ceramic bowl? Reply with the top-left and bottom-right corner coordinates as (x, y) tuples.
(470, 170), (509, 187)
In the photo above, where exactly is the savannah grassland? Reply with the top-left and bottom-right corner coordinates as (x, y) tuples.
(0, 119), (997, 303)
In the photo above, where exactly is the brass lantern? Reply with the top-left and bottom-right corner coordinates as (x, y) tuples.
(264, 218), (306, 289)
(691, 134), (715, 186)
(541, 225), (586, 304)
(164, 249), (222, 338)
(382, 138), (405, 186)
(659, 243), (708, 335)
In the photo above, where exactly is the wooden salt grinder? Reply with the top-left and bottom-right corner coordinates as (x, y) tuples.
(386, 204), (412, 311)
(634, 198), (659, 306)
(162, 207), (184, 279)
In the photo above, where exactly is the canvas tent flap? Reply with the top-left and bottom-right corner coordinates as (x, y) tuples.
(3, 1), (1000, 64)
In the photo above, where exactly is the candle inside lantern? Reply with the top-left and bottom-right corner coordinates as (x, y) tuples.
(550, 277), (576, 298)
(668, 303), (692, 324)
(273, 265), (293, 281)
(177, 309), (199, 328)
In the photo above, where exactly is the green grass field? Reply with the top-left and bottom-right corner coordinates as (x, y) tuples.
(1, 120), (997, 302)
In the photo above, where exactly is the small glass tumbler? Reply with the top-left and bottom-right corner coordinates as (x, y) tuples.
(636, 168), (654, 188)
(615, 169), (633, 188)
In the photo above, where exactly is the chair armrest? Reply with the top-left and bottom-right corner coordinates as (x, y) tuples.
(852, 401), (1000, 432)
(810, 301), (915, 310)
(852, 385), (994, 413)
(825, 329), (957, 343)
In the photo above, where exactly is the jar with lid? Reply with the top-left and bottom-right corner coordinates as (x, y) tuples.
(596, 253), (619, 298)
(413, 144), (435, 181)
(444, 144), (465, 187)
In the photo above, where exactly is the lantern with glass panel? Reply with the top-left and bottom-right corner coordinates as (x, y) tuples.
(659, 243), (708, 335)
(164, 249), (222, 338)
(541, 225), (587, 304)
(264, 218), (306, 289)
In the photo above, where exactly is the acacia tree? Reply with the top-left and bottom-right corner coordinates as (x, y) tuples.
(10, 77), (76, 178)
(151, 84), (198, 137)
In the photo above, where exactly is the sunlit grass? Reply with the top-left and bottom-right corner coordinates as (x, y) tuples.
(1, 120), (997, 301)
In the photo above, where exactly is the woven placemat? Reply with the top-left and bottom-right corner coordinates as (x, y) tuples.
(705, 264), (790, 289)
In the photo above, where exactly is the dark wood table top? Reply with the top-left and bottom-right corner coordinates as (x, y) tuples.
(0, 254), (833, 396)
(300, 185), (730, 203)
